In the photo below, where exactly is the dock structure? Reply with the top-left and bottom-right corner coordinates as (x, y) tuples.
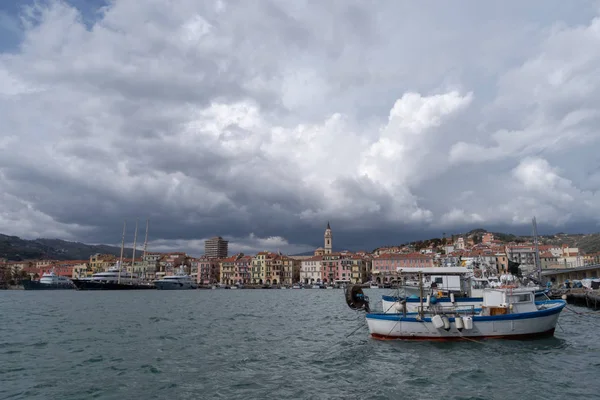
(541, 264), (600, 287)
(559, 291), (600, 310)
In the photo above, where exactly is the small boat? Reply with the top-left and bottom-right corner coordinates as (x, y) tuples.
(292, 285), (302, 289)
(346, 283), (566, 341)
(369, 283), (379, 289)
(22, 271), (75, 290)
(230, 285), (238, 289)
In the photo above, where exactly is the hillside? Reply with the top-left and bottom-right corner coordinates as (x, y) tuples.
(401, 229), (600, 254)
(0, 234), (140, 261)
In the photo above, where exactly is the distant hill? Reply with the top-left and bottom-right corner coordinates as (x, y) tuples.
(401, 229), (600, 254)
(0, 234), (139, 261)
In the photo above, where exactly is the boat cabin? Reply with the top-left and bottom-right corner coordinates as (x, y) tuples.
(481, 288), (538, 316)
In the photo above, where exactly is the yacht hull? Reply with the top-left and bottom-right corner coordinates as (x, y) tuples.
(21, 280), (75, 290)
(72, 280), (156, 290)
(155, 281), (197, 290)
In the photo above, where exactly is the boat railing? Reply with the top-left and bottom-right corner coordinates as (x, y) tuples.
(416, 304), (477, 317)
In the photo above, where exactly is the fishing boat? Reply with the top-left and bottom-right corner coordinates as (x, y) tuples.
(345, 276), (566, 341)
(381, 267), (550, 314)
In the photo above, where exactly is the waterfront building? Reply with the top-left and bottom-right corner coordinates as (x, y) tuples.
(300, 255), (322, 284)
(371, 253), (434, 283)
(204, 236), (228, 259)
(220, 255), (237, 285)
(89, 254), (117, 273)
(349, 254), (370, 283)
(234, 255), (252, 284)
(321, 252), (341, 283)
(281, 256), (301, 285)
(197, 256), (220, 284)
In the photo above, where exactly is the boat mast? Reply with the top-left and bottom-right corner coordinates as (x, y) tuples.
(118, 221), (126, 284)
(142, 219), (149, 259)
(532, 216), (542, 283)
(130, 219), (139, 282)
(142, 219), (149, 280)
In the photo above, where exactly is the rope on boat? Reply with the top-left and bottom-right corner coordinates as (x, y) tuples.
(460, 336), (484, 344)
(543, 292), (587, 316)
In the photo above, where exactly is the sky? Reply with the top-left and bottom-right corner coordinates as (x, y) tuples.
(2, 0), (600, 256)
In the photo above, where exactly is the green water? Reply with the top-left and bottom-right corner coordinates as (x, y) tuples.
(1, 289), (598, 399)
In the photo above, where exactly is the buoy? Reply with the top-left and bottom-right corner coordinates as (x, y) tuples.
(462, 316), (473, 330)
(432, 315), (444, 329)
(430, 295), (438, 305)
(394, 303), (403, 312)
(450, 293), (455, 303)
(455, 316), (464, 331)
(561, 295), (567, 300)
(442, 316), (451, 331)
(426, 294), (431, 306)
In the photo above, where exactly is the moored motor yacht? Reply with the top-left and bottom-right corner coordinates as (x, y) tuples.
(22, 271), (75, 290)
(154, 268), (197, 290)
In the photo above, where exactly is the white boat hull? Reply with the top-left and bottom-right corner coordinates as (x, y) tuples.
(366, 300), (565, 340)
(155, 280), (197, 290)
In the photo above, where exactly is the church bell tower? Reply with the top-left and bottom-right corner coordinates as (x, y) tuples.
(324, 222), (332, 254)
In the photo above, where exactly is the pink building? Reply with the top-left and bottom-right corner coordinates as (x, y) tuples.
(321, 253), (342, 283)
(371, 253), (434, 283)
(197, 256), (220, 284)
(337, 255), (353, 282)
(234, 255), (252, 284)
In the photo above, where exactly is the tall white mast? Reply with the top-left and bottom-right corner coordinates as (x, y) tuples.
(142, 218), (149, 280)
(130, 219), (139, 281)
(142, 219), (149, 259)
(118, 221), (126, 284)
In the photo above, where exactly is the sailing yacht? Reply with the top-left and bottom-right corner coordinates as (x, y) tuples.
(71, 220), (155, 290)
(71, 262), (155, 290)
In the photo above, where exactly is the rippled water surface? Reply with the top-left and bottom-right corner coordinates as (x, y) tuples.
(1, 289), (600, 399)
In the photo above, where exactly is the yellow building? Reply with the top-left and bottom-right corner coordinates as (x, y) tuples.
(89, 254), (117, 274)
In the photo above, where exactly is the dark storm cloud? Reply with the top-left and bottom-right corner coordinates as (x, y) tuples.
(1, 0), (600, 254)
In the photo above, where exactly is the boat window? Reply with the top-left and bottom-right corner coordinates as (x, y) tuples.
(510, 294), (531, 303)
(434, 277), (443, 284)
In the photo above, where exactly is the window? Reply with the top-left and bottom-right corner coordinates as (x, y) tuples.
(511, 294), (531, 303)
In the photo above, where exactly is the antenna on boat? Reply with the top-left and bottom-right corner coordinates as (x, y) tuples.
(418, 270), (424, 320)
(118, 221), (126, 285)
(131, 219), (139, 282)
(532, 216), (542, 284)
